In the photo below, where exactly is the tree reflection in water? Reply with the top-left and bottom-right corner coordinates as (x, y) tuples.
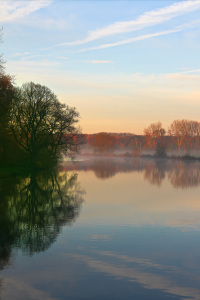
(65, 158), (200, 188)
(142, 160), (200, 188)
(93, 160), (118, 179)
(168, 161), (200, 188)
(143, 161), (166, 187)
(0, 167), (84, 276)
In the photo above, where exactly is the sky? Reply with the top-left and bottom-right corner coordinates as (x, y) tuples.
(1, 0), (200, 134)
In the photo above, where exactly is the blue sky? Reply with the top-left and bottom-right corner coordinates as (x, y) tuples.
(1, 0), (200, 133)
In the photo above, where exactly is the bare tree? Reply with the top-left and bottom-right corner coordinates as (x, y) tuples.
(144, 122), (165, 150)
(168, 120), (184, 152)
(9, 82), (80, 164)
(168, 120), (200, 152)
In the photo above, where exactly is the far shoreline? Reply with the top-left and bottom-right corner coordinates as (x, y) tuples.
(75, 152), (200, 162)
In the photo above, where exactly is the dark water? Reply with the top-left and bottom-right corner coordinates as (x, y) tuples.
(1, 158), (200, 300)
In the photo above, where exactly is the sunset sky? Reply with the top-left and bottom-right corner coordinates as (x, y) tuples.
(1, 0), (200, 134)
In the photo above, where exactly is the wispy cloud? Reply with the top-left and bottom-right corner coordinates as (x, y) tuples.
(165, 69), (200, 82)
(56, 56), (68, 60)
(176, 18), (200, 29)
(59, 0), (200, 47)
(13, 51), (32, 57)
(0, 1), (52, 23)
(180, 68), (200, 74)
(79, 29), (181, 52)
(78, 16), (200, 52)
(91, 60), (112, 64)
(166, 73), (200, 82)
(181, 68), (190, 70)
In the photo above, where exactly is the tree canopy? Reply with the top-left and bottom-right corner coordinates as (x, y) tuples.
(8, 82), (80, 165)
(144, 122), (165, 150)
(168, 120), (200, 152)
(0, 27), (5, 73)
(92, 132), (117, 153)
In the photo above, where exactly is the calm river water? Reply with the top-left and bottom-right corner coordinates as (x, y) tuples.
(1, 158), (200, 300)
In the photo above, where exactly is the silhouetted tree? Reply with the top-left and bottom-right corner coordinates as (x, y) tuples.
(0, 74), (24, 166)
(0, 74), (15, 128)
(0, 30), (28, 167)
(9, 82), (80, 165)
(0, 31), (14, 139)
(0, 27), (4, 73)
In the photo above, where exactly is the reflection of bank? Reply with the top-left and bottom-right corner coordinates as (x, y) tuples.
(64, 158), (200, 188)
(144, 160), (200, 188)
(0, 168), (84, 278)
(143, 160), (166, 186)
(168, 161), (200, 188)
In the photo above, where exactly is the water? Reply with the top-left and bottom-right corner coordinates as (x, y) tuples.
(1, 158), (200, 300)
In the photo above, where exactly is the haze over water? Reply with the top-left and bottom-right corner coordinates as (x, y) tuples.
(1, 1), (200, 299)
(1, 158), (200, 300)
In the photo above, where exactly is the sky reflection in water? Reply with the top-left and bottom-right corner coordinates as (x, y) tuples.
(1, 158), (200, 300)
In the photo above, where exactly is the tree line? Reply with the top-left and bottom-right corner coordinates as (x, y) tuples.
(81, 120), (200, 156)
